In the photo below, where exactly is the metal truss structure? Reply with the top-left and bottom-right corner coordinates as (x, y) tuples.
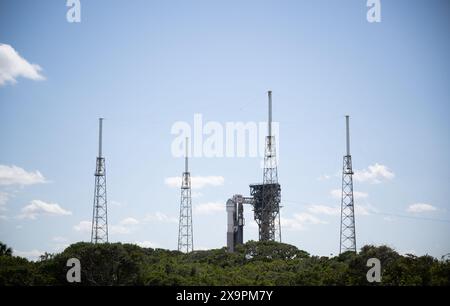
(340, 116), (356, 253)
(178, 138), (194, 252)
(91, 118), (108, 244)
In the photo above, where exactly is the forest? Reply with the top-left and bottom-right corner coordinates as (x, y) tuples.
(1, 241), (449, 286)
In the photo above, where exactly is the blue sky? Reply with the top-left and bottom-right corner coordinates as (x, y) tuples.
(0, 0), (449, 260)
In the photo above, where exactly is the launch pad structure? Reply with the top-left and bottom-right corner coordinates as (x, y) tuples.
(86, 94), (357, 256)
(226, 91), (282, 252)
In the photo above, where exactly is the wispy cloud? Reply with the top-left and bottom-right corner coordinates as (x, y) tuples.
(164, 176), (224, 189)
(399, 249), (417, 256)
(307, 204), (340, 216)
(383, 216), (396, 222)
(194, 202), (224, 215)
(281, 213), (326, 231)
(53, 243), (70, 252)
(354, 163), (395, 184)
(330, 189), (368, 200)
(13, 249), (45, 261)
(52, 236), (69, 243)
(0, 165), (47, 186)
(143, 212), (178, 223)
(111, 217), (140, 235)
(51, 237), (70, 252)
(119, 217), (139, 226)
(110, 225), (132, 234)
(407, 203), (437, 213)
(307, 203), (376, 217)
(317, 174), (331, 181)
(134, 241), (160, 248)
(0, 44), (45, 86)
(74, 217), (140, 235)
(110, 200), (124, 207)
(73, 220), (91, 233)
(0, 191), (9, 211)
(191, 191), (203, 198)
(19, 200), (72, 219)
(355, 204), (377, 216)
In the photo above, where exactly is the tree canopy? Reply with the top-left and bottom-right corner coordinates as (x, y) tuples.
(0, 241), (448, 286)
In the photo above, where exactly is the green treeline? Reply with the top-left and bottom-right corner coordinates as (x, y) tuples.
(0, 241), (449, 286)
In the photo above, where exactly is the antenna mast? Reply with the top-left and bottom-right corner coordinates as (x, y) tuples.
(339, 115), (356, 253)
(178, 137), (193, 252)
(91, 118), (108, 244)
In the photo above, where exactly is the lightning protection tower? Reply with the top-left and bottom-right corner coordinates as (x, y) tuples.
(339, 115), (356, 253)
(91, 118), (108, 244)
(252, 91), (282, 242)
(178, 137), (194, 252)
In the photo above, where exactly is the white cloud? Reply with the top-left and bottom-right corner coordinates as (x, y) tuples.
(110, 217), (140, 235)
(51, 237), (71, 252)
(110, 200), (124, 207)
(52, 236), (68, 243)
(400, 249), (417, 256)
(0, 191), (9, 211)
(354, 163), (395, 184)
(191, 191), (203, 198)
(53, 243), (70, 252)
(14, 249), (45, 261)
(164, 176), (224, 189)
(330, 189), (341, 199)
(0, 192), (9, 219)
(280, 217), (306, 231)
(293, 213), (326, 224)
(407, 203), (437, 213)
(307, 202), (375, 217)
(119, 217), (139, 226)
(0, 44), (45, 86)
(73, 220), (91, 232)
(307, 204), (340, 216)
(19, 200), (72, 219)
(354, 191), (369, 199)
(110, 225), (132, 234)
(355, 204), (373, 216)
(195, 246), (210, 251)
(134, 241), (160, 248)
(330, 189), (368, 200)
(194, 202), (224, 215)
(0, 165), (46, 186)
(317, 174), (331, 181)
(282, 213), (326, 231)
(73, 218), (139, 235)
(383, 216), (396, 222)
(143, 212), (178, 223)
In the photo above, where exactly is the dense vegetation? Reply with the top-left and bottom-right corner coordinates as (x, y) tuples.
(0, 241), (449, 286)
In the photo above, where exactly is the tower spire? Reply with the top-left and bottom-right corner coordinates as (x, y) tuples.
(268, 90), (272, 138)
(91, 118), (108, 244)
(340, 115), (356, 253)
(98, 118), (103, 158)
(178, 137), (193, 252)
(185, 137), (188, 173)
(257, 90), (281, 242)
(346, 115), (350, 156)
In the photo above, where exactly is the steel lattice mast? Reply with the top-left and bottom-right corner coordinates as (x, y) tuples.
(178, 137), (193, 252)
(91, 118), (108, 244)
(261, 90), (282, 242)
(339, 115), (356, 253)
